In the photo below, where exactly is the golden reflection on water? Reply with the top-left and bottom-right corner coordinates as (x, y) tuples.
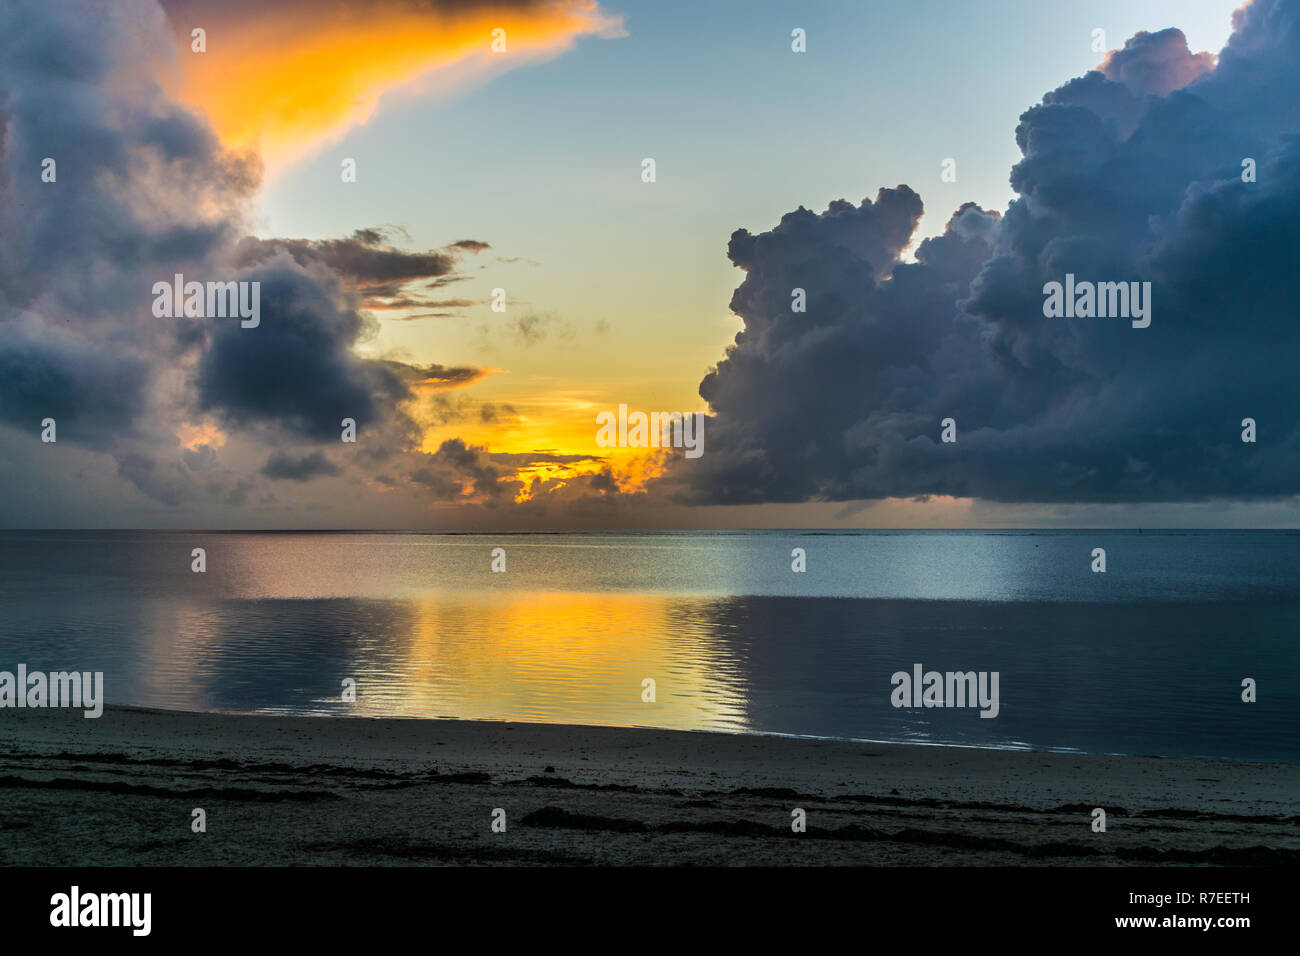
(340, 591), (751, 731)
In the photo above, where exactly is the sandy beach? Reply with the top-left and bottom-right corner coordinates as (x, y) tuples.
(1, 706), (1296, 866)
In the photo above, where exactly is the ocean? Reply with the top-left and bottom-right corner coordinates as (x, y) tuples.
(0, 529), (1295, 761)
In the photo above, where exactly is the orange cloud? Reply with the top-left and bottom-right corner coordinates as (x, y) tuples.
(609, 448), (671, 492)
(163, 0), (624, 168)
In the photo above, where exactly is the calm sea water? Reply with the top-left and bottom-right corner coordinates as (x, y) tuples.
(0, 530), (1296, 761)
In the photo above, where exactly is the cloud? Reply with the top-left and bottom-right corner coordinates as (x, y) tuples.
(390, 362), (496, 391)
(193, 259), (415, 440)
(479, 401), (517, 423)
(408, 438), (517, 502)
(1099, 28), (1216, 97)
(160, 0), (625, 167)
(426, 395), (519, 426)
(448, 239), (491, 253)
(477, 310), (576, 349)
(374, 299), (476, 319)
(0, 0), (642, 527)
(115, 452), (200, 506)
(234, 230), (464, 285)
(235, 229), (492, 314)
(0, 0), (512, 513)
(684, 2), (1300, 506)
(263, 449), (341, 481)
(0, 320), (151, 445)
(0, 0), (263, 506)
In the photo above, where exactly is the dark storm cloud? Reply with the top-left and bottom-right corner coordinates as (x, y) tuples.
(685, 3), (1300, 506)
(263, 449), (341, 481)
(687, 194), (999, 504)
(0, 0), (260, 506)
(194, 260), (411, 439)
(0, 323), (150, 443)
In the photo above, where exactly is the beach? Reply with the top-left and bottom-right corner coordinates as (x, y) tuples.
(2, 706), (1296, 866)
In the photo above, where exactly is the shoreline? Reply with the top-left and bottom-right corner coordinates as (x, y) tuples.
(73, 704), (1300, 766)
(2, 706), (1297, 866)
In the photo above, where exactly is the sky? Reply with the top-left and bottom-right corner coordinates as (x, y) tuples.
(0, 0), (1296, 529)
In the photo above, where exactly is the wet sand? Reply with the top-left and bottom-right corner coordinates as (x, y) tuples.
(1, 706), (1296, 866)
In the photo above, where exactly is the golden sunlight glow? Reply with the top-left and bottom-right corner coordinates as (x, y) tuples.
(408, 384), (680, 500)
